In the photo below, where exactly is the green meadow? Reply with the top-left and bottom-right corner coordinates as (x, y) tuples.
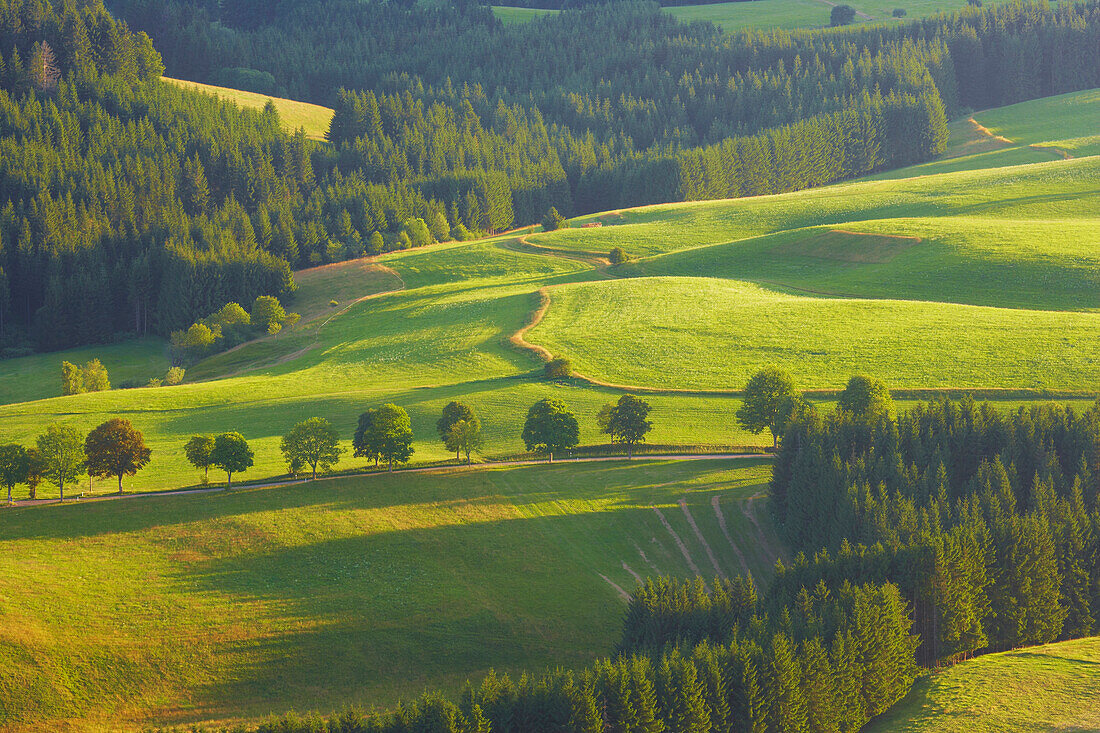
(530, 276), (1100, 391)
(865, 636), (1100, 732)
(162, 77), (335, 140)
(492, 0), (1012, 31)
(1, 90), (1098, 498)
(0, 458), (778, 730)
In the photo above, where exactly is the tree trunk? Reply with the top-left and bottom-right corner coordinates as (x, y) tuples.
(59, 479), (64, 502)
(227, 472), (232, 490)
(388, 456), (394, 472)
(311, 463), (317, 480)
(6, 485), (10, 504)
(548, 452), (553, 463)
(628, 443), (633, 459)
(773, 433), (779, 450)
(118, 474), (124, 495)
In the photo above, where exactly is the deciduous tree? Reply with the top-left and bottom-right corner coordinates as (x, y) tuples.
(437, 401), (475, 460)
(280, 417), (343, 479)
(522, 397), (579, 462)
(608, 394), (652, 458)
(0, 444), (29, 503)
(737, 367), (799, 449)
(184, 435), (216, 481)
(211, 432), (254, 488)
(356, 404), (414, 471)
(837, 375), (894, 420)
(85, 418), (152, 494)
(36, 424), (86, 501)
(448, 418), (483, 463)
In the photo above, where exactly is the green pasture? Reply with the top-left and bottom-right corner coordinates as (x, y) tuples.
(490, 0), (1012, 31)
(866, 636), (1100, 732)
(0, 458), (777, 731)
(0, 338), (169, 405)
(162, 77), (335, 140)
(529, 276), (1100, 391)
(491, 5), (560, 23)
(873, 88), (1100, 179)
(2, 92), (1099, 496)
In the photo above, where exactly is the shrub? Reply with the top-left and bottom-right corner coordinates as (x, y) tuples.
(892, 7), (906, 16)
(451, 223), (474, 241)
(609, 247), (628, 265)
(164, 366), (185, 386)
(544, 357), (572, 380)
(329, 299), (339, 307)
(830, 4), (857, 25)
(146, 377), (162, 388)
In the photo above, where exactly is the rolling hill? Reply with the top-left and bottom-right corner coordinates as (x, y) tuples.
(0, 89), (1096, 498)
(865, 636), (1100, 732)
(0, 457), (778, 730)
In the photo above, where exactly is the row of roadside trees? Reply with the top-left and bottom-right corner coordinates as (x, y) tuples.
(3, 370), (881, 500)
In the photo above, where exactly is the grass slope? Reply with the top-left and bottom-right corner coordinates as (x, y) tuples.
(162, 77), (335, 140)
(491, 0), (1009, 31)
(529, 276), (1100, 391)
(867, 636), (1100, 732)
(1, 92), (1098, 497)
(0, 458), (778, 731)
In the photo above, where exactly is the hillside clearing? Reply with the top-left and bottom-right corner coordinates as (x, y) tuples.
(162, 77), (334, 140)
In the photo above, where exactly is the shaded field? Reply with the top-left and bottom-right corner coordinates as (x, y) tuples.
(162, 77), (334, 140)
(866, 636), (1100, 732)
(0, 338), (169, 405)
(0, 458), (778, 731)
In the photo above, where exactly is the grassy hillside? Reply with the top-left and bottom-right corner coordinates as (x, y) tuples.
(491, 0), (1010, 31)
(0, 92), (1097, 498)
(530, 277), (1100, 391)
(0, 458), (779, 730)
(867, 636), (1100, 732)
(162, 77), (335, 140)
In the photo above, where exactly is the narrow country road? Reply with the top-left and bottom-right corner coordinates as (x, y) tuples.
(5, 453), (768, 509)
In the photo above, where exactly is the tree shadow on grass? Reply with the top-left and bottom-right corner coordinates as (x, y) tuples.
(0, 457), (759, 541)
(152, 508), (701, 725)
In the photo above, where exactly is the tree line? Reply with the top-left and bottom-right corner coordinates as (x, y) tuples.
(0, 392), (657, 500)
(768, 385), (1100, 665)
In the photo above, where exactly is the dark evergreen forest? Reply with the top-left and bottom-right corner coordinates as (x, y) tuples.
(3, 0), (1100, 350)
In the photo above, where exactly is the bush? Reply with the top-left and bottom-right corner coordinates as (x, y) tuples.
(830, 4), (857, 25)
(164, 366), (186, 386)
(541, 206), (565, 231)
(609, 247), (628, 265)
(451, 223), (475, 241)
(146, 377), (163, 388)
(544, 357), (572, 380)
(892, 7), (906, 16)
